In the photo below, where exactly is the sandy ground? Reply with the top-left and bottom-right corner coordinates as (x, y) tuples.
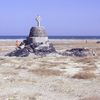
(0, 39), (100, 100)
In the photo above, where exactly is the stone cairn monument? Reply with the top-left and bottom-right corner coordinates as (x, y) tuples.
(28, 15), (48, 44)
(6, 16), (56, 57)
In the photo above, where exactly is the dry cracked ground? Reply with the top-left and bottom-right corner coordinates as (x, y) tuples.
(0, 40), (100, 100)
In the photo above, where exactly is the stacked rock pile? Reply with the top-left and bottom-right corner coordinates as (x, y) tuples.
(62, 48), (91, 57)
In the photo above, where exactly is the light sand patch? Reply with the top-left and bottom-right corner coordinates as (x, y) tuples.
(81, 96), (100, 100)
(72, 71), (96, 79)
(28, 68), (63, 76)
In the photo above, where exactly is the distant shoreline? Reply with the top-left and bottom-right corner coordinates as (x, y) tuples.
(0, 36), (100, 40)
(0, 39), (100, 42)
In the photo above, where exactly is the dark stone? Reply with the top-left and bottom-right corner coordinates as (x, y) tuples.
(29, 27), (47, 37)
(26, 37), (33, 44)
(96, 41), (100, 44)
(34, 43), (56, 56)
(6, 48), (29, 57)
(62, 48), (90, 57)
(6, 42), (56, 57)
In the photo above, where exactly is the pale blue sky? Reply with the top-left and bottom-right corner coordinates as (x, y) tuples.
(0, 0), (100, 36)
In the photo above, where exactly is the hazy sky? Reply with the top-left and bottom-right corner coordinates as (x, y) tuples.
(0, 0), (100, 36)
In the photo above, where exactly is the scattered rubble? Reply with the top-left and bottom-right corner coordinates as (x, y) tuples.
(96, 41), (100, 44)
(6, 42), (56, 57)
(6, 47), (29, 57)
(62, 48), (91, 57)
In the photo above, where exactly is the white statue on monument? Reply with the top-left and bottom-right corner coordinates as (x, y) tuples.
(35, 15), (41, 27)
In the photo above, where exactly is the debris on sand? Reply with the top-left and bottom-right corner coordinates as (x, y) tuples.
(62, 48), (92, 57)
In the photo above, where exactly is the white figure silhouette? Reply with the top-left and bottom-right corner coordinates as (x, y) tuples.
(35, 15), (41, 27)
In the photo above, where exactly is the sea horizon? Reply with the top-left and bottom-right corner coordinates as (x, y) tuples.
(0, 35), (100, 39)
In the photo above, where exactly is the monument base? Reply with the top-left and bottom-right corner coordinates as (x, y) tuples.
(29, 37), (48, 44)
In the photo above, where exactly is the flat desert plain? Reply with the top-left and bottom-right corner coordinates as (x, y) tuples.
(0, 39), (100, 100)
